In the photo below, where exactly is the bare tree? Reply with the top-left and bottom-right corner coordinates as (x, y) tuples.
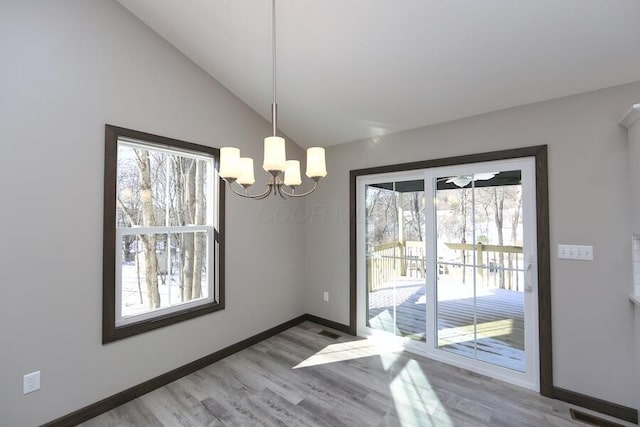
(406, 193), (423, 242)
(181, 159), (196, 301)
(443, 188), (471, 283)
(117, 153), (161, 308)
(365, 188), (398, 245)
(509, 189), (522, 290)
(191, 160), (206, 299)
(493, 187), (505, 289)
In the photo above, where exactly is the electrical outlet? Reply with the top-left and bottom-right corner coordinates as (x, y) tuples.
(323, 292), (329, 302)
(23, 371), (40, 395)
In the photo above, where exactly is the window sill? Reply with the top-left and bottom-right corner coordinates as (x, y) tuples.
(630, 294), (640, 308)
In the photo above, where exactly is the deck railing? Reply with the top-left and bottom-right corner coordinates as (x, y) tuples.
(367, 241), (424, 292)
(367, 241), (523, 292)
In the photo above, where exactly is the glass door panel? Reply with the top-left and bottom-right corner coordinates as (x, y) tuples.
(435, 181), (475, 359)
(365, 180), (426, 341)
(434, 170), (526, 372)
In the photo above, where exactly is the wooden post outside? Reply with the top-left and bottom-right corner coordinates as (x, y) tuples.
(476, 242), (483, 286)
(397, 192), (406, 277)
(367, 256), (372, 292)
(508, 253), (512, 290)
(399, 241), (406, 276)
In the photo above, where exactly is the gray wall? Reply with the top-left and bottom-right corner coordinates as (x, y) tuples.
(304, 81), (640, 409)
(629, 119), (640, 236)
(0, 1), (305, 426)
(626, 117), (640, 413)
(2, 0), (638, 424)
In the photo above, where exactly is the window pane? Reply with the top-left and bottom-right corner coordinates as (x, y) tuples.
(120, 231), (212, 321)
(116, 144), (212, 228)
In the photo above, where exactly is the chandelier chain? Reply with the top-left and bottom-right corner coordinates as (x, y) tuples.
(271, 0), (277, 136)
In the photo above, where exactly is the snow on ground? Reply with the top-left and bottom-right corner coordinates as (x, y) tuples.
(120, 263), (208, 318)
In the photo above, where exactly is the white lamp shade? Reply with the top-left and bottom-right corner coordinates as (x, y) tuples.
(237, 157), (255, 186)
(284, 160), (302, 187)
(305, 147), (327, 178)
(219, 147), (241, 179)
(263, 136), (286, 172)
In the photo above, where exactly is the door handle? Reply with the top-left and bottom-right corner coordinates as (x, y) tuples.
(525, 256), (534, 293)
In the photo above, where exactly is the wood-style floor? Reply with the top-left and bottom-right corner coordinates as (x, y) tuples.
(79, 322), (626, 426)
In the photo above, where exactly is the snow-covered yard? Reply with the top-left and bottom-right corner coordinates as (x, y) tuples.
(120, 262), (208, 318)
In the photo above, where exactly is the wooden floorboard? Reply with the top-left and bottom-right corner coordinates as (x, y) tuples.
(368, 282), (526, 370)
(77, 322), (633, 427)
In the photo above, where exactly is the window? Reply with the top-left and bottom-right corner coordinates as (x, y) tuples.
(103, 125), (224, 343)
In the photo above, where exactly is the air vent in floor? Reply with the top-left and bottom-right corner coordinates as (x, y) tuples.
(318, 330), (340, 339)
(570, 408), (624, 427)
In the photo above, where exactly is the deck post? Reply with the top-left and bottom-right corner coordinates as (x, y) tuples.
(476, 242), (483, 286)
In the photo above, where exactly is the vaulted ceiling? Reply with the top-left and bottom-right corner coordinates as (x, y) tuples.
(117, 0), (640, 148)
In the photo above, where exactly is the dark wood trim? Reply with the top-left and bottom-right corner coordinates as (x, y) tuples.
(350, 146), (546, 177)
(554, 387), (638, 425)
(217, 151), (226, 317)
(348, 145), (553, 397)
(304, 314), (352, 334)
(43, 315), (309, 427)
(349, 169), (358, 335)
(534, 146), (553, 398)
(105, 124), (222, 155)
(103, 125), (118, 343)
(102, 124), (225, 344)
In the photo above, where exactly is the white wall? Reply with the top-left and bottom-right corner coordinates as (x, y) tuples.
(304, 81), (640, 409)
(0, 1), (305, 426)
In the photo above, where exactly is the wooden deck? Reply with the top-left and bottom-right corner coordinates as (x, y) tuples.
(368, 278), (525, 371)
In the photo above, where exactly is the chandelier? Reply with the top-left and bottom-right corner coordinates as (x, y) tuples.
(218, 0), (327, 199)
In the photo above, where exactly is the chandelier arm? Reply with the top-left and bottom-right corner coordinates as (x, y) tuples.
(279, 179), (319, 198)
(255, 187), (275, 200)
(255, 175), (278, 199)
(272, 176), (288, 199)
(225, 180), (274, 199)
(276, 183), (288, 199)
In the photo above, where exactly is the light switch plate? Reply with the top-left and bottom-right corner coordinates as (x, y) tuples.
(558, 244), (593, 261)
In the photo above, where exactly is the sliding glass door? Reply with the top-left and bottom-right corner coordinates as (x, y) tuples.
(357, 158), (539, 391)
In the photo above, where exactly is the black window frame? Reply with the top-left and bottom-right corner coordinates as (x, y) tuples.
(102, 124), (225, 344)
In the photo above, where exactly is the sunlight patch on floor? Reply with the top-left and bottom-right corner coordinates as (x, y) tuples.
(389, 359), (452, 426)
(438, 319), (514, 346)
(293, 334), (404, 369)
(292, 331), (453, 425)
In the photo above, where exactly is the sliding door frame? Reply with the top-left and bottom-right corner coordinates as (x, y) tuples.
(349, 145), (552, 397)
